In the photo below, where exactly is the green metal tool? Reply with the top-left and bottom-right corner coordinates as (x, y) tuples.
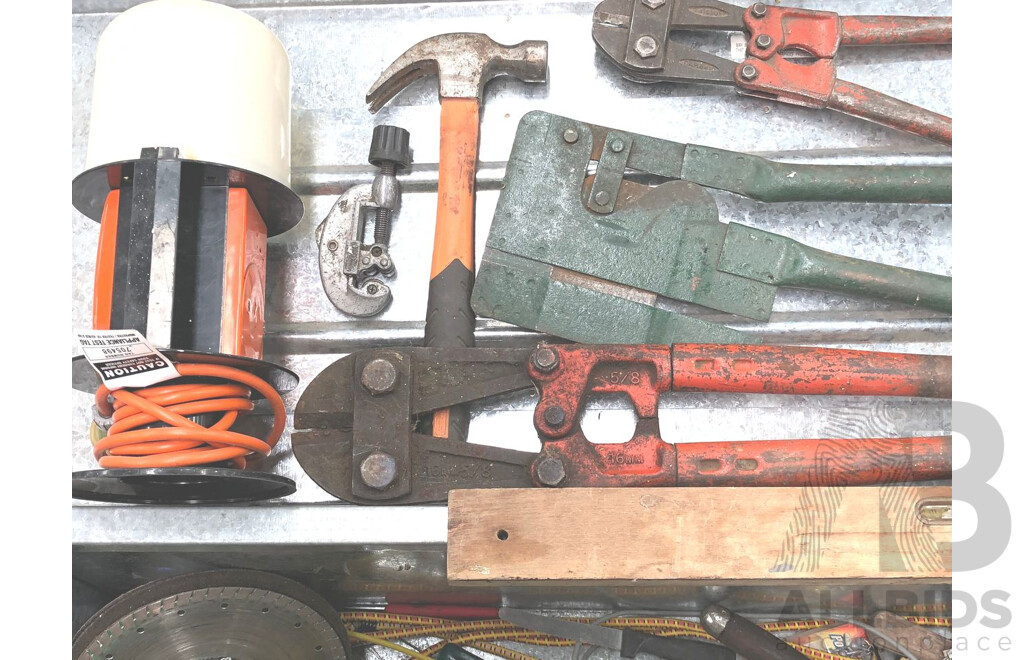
(472, 111), (951, 344)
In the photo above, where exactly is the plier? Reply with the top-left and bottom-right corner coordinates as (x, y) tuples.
(592, 0), (952, 144)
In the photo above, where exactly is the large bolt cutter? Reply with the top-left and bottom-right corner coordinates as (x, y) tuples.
(293, 343), (950, 504)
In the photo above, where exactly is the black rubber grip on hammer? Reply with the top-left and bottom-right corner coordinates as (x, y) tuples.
(425, 260), (475, 442)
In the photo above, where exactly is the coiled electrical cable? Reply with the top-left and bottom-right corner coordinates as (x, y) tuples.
(91, 363), (286, 469)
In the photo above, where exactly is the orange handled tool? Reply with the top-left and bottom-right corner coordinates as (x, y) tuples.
(425, 97), (481, 440)
(367, 33), (548, 441)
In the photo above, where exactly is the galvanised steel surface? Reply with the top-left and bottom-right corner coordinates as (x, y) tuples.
(72, 0), (951, 602)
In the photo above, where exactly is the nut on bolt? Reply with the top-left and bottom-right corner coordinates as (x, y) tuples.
(361, 358), (398, 395)
(740, 64), (759, 81)
(755, 34), (772, 49)
(536, 456), (566, 487)
(532, 347), (560, 372)
(360, 452), (398, 489)
(751, 2), (767, 18)
(634, 35), (659, 59)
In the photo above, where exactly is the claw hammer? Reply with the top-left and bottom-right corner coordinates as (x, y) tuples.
(367, 33), (548, 441)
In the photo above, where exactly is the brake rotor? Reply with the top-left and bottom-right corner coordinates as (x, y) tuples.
(72, 570), (352, 660)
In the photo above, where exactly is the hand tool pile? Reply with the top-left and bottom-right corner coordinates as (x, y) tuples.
(71, 0), (951, 655)
(341, 607), (953, 660)
(74, 569), (953, 660)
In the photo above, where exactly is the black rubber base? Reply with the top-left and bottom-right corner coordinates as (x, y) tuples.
(71, 468), (296, 504)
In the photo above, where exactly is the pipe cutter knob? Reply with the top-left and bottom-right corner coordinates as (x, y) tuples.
(368, 124), (412, 169)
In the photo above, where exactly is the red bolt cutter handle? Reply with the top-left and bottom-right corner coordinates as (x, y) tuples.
(530, 343), (951, 489)
(827, 79), (952, 146)
(671, 344), (951, 398)
(675, 435), (951, 487)
(739, 5), (952, 144)
(537, 435), (950, 488)
(532, 344), (950, 438)
(839, 16), (951, 47)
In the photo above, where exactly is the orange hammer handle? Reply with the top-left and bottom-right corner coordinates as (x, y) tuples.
(427, 97), (481, 441)
(431, 97), (479, 279)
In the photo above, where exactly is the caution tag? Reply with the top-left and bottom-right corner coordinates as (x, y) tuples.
(76, 329), (180, 390)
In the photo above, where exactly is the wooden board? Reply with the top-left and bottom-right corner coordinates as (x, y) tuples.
(448, 487), (951, 586)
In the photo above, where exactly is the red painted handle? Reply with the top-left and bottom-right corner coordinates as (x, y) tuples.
(840, 16), (952, 46)
(828, 79), (952, 145)
(671, 344), (951, 398)
(676, 436), (951, 487)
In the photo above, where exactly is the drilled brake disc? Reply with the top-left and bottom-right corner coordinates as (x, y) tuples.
(72, 570), (352, 660)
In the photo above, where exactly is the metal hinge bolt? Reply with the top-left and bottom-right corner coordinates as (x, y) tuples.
(543, 405), (567, 427)
(361, 358), (398, 395)
(532, 347), (560, 372)
(634, 35), (659, 59)
(360, 452), (398, 489)
(536, 456), (566, 487)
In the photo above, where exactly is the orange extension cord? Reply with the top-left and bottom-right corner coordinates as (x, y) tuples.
(92, 363), (286, 469)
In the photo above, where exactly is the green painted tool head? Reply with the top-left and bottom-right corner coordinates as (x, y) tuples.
(472, 111), (769, 344)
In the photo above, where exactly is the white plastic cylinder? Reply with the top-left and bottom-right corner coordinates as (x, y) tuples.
(85, 0), (292, 188)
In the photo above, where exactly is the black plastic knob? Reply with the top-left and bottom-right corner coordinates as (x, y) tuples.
(368, 125), (412, 169)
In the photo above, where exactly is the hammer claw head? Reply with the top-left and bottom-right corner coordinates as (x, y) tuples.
(366, 32), (548, 112)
